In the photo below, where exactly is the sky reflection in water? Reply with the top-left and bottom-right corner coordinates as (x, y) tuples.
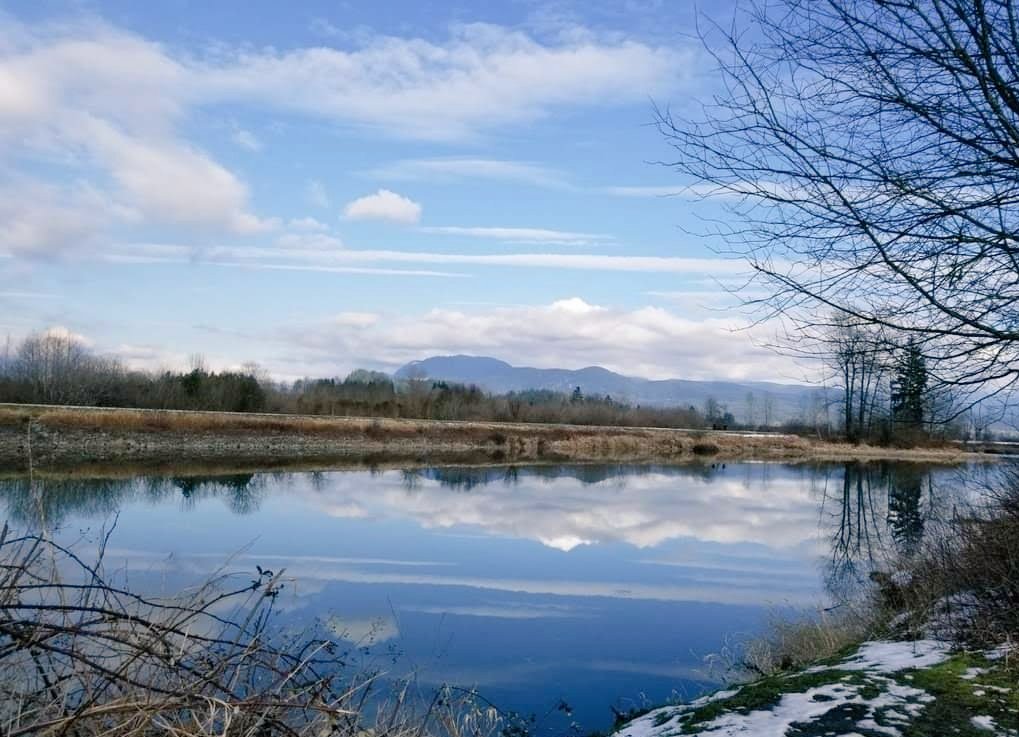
(0, 462), (970, 734)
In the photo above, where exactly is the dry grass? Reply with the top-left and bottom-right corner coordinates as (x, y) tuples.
(728, 468), (1019, 683)
(735, 606), (878, 678)
(885, 468), (1019, 647)
(0, 521), (509, 737)
(0, 403), (987, 466)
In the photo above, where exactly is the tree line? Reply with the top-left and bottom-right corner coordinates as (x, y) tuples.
(0, 331), (714, 428)
(2, 329), (984, 440)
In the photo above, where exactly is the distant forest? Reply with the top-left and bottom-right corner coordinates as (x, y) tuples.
(0, 331), (730, 430)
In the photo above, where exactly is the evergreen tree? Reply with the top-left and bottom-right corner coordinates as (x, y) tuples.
(891, 341), (928, 428)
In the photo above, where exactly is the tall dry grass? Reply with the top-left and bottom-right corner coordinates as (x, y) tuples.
(885, 467), (1019, 647)
(726, 467), (1019, 682)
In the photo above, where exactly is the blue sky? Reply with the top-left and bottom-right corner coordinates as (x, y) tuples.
(0, 0), (801, 383)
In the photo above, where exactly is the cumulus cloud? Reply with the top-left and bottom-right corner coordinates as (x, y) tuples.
(78, 116), (273, 233)
(1, 18), (687, 255)
(343, 189), (422, 224)
(0, 22), (266, 252)
(284, 468), (826, 555)
(0, 179), (131, 257)
(278, 297), (799, 382)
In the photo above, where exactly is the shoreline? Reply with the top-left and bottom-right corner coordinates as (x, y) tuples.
(0, 402), (992, 472)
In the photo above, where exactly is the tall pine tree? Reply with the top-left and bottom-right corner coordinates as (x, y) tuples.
(891, 341), (928, 428)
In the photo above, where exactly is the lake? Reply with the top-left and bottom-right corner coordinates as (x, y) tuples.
(0, 461), (982, 735)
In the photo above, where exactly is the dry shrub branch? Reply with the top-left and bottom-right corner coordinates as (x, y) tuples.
(0, 523), (503, 737)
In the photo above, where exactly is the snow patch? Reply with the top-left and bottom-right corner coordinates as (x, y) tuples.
(970, 714), (1017, 735)
(839, 640), (950, 672)
(986, 644), (1014, 661)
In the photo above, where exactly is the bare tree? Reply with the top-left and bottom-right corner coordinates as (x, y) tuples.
(12, 330), (123, 406)
(659, 0), (1019, 408)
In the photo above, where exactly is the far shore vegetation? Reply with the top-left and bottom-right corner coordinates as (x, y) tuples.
(0, 330), (991, 448)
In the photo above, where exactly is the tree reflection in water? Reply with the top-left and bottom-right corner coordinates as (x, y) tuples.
(0, 473), (269, 528)
(820, 462), (949, 601)
(1, 461), (968, 596)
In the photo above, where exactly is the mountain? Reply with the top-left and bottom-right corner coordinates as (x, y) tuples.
(394, 355), (824, 422)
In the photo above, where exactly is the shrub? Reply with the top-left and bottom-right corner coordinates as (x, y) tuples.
(732, 606), (876, 679)
(891, 467), (1019, 646)
(0, 524), (508, 737)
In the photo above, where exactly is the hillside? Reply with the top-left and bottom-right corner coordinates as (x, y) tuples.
(395, 355), (825, 422)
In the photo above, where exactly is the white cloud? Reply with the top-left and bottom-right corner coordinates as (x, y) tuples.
(41, 324), (93, 346)
(287, 216), (328, 232)
(0, 22), (268, 251)
(367, 158), (568, 187)
(78, 115), (272, 233)
(231, 128), (261, 151)
(343, 189), (422, 224)
(200, 23), (688, 139)
(115, 241), (751, 276)
(331, 312), (380, 329)
(0, 179), (131, 257)
(276, 232), (344, 250)
(603, 185), (682, 197)
(0, 18), (693, 256)
(420, 226), (612, 246)
(279, 297), (799, 382)
(604, 182), (803, 200)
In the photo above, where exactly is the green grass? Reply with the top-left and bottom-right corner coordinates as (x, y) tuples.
(676, 670), (878, 733)
(897, 653), (1019, 736)
(633, 649), (1019, 737)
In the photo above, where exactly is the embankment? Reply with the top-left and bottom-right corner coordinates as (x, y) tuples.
(616, 640), (1017, 736)
(0, 403), (986, 472)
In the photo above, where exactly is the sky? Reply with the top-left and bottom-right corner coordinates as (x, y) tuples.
(0, 0), (803, 384)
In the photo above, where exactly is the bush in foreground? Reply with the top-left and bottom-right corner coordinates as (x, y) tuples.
(0, 523), (502, 737)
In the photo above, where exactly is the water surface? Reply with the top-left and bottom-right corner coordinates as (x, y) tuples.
(0, 461), (976, 734)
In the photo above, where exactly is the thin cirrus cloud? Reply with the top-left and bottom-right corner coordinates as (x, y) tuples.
(365, 159), (732, 200)
(420, 226), (613, 246)
(197, 23), (689, 140)
(117, 242), (751, 276)
(365, 158), (571, 188)
(343, 189), (422, 225)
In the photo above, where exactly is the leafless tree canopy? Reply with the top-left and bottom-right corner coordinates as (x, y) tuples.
(660, 0), (1019, 397)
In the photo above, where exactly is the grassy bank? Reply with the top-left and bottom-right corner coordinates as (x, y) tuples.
(615, 464), (1019, 736)
(0, 403), (987, 471)
(617, 641), (1017, 737)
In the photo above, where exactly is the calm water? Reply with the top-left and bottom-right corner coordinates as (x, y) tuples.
(0, 462), (979, 734)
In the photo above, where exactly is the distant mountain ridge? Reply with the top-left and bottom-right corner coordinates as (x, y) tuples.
(394, 355), (823, 422)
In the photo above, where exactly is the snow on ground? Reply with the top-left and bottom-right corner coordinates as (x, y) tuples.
(615, 641), (954, 737)
(838, 639), (950, 672)
(971, 714), (1018, 735)
(617, 675), (932, 737)
(986, 644), (1014, 661)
